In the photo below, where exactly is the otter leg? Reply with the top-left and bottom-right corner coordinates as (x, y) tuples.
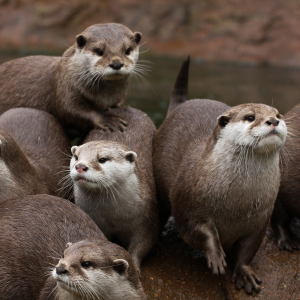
(271, 199), (300, 251)
(127, 233), (154, 277)
(230, 229), (265, 294)
(182, 222), (227, 275)
(58, 100), (127, 133)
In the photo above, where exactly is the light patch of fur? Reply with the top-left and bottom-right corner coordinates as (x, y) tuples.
(70, 145), (145, 237)
(202, 115), (286, 246)
(0, 158), (21, 203)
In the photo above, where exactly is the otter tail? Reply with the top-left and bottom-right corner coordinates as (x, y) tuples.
(166, 56), (190, 117)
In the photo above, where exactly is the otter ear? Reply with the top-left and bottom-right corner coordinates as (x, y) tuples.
(217, 115), (230, 127)
(71, 146), (78, 156)
(65, 242), (73, 249)
(125, 151), (137, 163)
(76, 34), (86, 48)
(113, 259), (129, 276)
(133, 32), (142, 44)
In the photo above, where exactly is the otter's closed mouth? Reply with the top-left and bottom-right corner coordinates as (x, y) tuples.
(266, 129), (279, 137)
(75, 176), (96, 184)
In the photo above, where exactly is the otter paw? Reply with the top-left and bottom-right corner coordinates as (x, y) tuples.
(277, 233), (300, 252)
(97, 116), (128, 132)
(231, 265), (262, 294)
(206, 248), (227, 275)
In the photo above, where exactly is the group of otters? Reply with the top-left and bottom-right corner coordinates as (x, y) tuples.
(0, 23), (298, 299)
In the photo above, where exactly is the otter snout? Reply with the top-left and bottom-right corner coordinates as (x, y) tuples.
(109, 62), (124, 70)
(266, 119), (279, 126)
(76, 164), (88, 173)
(56, 266), (68, 275)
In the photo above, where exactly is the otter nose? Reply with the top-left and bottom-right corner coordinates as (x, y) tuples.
(266, 119), (279, 126)
(56, 266), (68, 275)
(75, 164), (88, 173)
(109, 62), (124, 70)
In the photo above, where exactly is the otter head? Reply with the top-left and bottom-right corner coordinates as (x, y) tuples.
(216, 103), (287, 155)
(70, 141), (137, 191)
(52, 240), (143, 300)
(69, 23), (142, 81)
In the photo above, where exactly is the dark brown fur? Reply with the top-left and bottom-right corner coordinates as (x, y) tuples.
(0, 195), (146, 300)
(0, 108), (71, 200)
(0, 23), (142, 138)
(271, 103), (300, 251)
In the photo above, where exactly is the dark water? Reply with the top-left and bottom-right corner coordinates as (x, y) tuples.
(1, 53), (300, 299)
(1, 53), (300, 127)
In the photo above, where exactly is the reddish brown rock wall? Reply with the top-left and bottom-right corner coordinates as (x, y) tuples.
(1, 1), (300, 65)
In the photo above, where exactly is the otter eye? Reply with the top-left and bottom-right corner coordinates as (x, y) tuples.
(276, 114), (281, 119)
(74, 155), (78, 161)
(125, 47), (132, 55)
(81, 261), (92, 269)
(246, 116), (255, 122)
(99, 158), (107, 164)
(94, 49), (103, 56)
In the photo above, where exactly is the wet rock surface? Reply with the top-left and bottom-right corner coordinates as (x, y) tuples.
(141, 218), (300, 299)
(1, 0), (300, 67)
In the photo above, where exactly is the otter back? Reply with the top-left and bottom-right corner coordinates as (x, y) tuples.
(0, 108), (71, 201)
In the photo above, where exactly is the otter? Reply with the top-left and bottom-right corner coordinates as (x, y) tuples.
(69, 106), (159, 274)
(0, 195), (146, 300)
(153, 57), (287, 294)
(0, 108), (71, 201)
(0, 23), (142, 138)
(271, 103), (300, 251)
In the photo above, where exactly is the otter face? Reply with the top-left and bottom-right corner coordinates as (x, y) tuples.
(70, 23), (142, 82)
(70, 141), (137, 191)
(52, 240), (132, 299)
(217, 103), (287, 154)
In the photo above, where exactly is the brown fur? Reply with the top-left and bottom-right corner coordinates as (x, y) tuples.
(0, 195), (146, 300)
(153, 59), (286, 294)
(72, 106), (159, 273)
(271, 103), (300, 251)
(0, 23), (142, 138)
(0, 108), (71, 201)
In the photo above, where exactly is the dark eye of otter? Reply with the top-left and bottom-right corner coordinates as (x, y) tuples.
(81, 261), (92, 268)
(99, 158), (108, 164)
(276, 114), (281, 119)
(94, 48), (104, 56)
(74, 155), (78, 161)
(125, 47), (132, 55)
(246, 116), (255, 122)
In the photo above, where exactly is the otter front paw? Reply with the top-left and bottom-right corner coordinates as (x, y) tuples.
(206, 247), (227, 275)
(231, 265), (262, 294)
(96, 116), (128, 132)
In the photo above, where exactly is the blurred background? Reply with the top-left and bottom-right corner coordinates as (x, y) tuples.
(1, 0), (300, 126)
